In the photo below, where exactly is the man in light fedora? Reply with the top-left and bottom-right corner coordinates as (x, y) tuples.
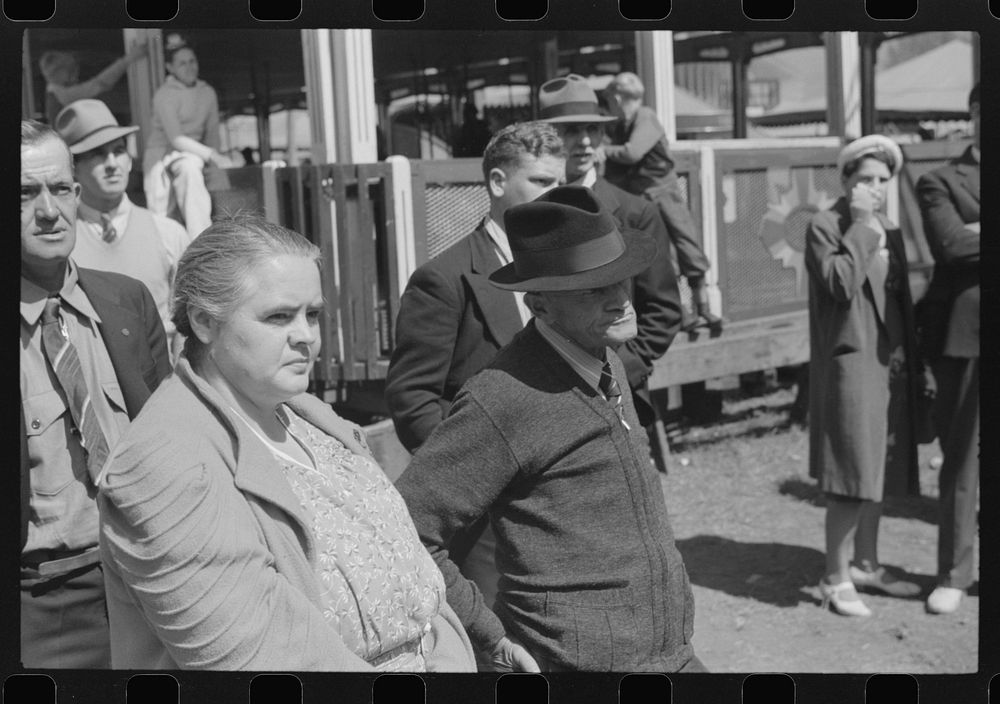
(396, 186), (703, 672)
(537, 74), (683, 440)
(55, 99), (190, 355)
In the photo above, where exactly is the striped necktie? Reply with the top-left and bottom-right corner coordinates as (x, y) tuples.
(100, 212), (117, 242)
(40, 296), (110, 486)
(599, 361), (630, 430)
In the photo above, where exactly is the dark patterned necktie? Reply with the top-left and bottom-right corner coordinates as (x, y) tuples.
(599, 361), (630, 430)
(100, 212), (116, 242)
(40, 296), (110, 485)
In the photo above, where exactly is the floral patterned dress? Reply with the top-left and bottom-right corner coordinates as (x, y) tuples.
(260, 407), (447, 671)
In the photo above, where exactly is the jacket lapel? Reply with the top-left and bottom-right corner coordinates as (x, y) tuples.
(174, 359), (316, 559)
(590, 178), (625, 223)
(466, 225), (524, 346)
(955, 155), (980, 204)
(77, 269), (149, 418)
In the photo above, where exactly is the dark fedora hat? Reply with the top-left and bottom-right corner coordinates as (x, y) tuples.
(538, 74), (618, 124)
(55, 99), (139, 155)
(490, 185), (656, 292)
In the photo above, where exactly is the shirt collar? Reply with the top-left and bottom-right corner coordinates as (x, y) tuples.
(483, 217), (514, 264)
(77, 195), (131, 225)
(568, 168), (598, 189)
(535, 318), (606, 394)
(20, 259), (102, 327)
(165, 75), (205, 90)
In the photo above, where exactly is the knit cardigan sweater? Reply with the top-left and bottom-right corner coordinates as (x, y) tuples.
(98, 357), (474, 671)
(396, 321), (695, 671)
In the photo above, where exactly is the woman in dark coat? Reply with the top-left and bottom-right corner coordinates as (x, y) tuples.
(806, 135), (923, 617)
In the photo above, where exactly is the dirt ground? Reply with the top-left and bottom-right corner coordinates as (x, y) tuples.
(658, 380), (979, 674)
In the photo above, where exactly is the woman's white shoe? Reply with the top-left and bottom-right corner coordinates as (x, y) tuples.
(819, 580), (873, 617)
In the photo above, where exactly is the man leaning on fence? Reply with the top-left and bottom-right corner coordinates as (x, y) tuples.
(396, 185), (703, 672)
(19, 120), (170, 667)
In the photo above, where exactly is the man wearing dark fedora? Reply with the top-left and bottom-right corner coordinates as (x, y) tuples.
(55, 99), (189, 356)
(396, 186), (702, 672)
(536, 73), (683, 434)
(20, 119), (170, 667)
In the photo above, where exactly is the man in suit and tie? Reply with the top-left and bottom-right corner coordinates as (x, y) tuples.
(20, 120), (170, 667)
(397, 186), (702, 672)
(386, 122), (565, 622)
(536, 74), (684, 427)
(916, 83), (980, 615)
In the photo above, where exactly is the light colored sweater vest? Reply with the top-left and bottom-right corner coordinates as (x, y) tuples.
(72, 206), (175, 335)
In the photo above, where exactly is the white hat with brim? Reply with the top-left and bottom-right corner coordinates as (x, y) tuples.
(836, 135), (904, 178)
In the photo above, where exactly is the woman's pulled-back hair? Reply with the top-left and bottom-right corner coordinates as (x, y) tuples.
(172, 214), (322, 360)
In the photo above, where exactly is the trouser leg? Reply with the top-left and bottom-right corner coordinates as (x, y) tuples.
(168, 154), (213, 240)
(647, 177), (710, 278)
(20, 562), (110, 669)
(933, 356), (980, 589)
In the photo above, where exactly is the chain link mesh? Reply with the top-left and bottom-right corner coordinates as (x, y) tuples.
(425, 183), (491, 259)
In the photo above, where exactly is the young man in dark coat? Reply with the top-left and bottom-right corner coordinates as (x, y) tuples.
(386, 122), (565, 622)
(916, 84), (980, 615)
(386, 122), (564, 453)
(396, 186), (702, 672)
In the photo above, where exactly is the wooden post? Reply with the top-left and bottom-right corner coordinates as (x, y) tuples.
(730, 45), (748, 139)
(302, 29), (378, 164)
(22, 32), (35, 119)
(122, 28), (164, 166)
(635, 31), (677, 144)
(825, 31), (862, 139)
(859, 33), (878, 137)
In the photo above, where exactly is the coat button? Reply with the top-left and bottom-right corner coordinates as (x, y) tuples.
(31, 418), (40, 430)
(121, 328), (130, 336)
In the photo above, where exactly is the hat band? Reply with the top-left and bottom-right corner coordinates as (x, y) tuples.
(539, 101), (604, 120)
(68, 124), (129, 151)
(513, 229), (626, 281)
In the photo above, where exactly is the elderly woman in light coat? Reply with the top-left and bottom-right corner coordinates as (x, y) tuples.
(97, 215), (475, 671)
(807, 136), (924, 617)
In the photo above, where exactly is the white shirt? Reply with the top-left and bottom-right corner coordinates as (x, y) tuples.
(483, 217), (532, 326)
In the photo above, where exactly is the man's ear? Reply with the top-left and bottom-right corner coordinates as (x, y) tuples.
(523, 291), (548, 321)
(487, 167), (507, 199)
(188, 307), (217, 345)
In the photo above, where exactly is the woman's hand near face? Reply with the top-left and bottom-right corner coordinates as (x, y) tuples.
(849, 182), (877, 225)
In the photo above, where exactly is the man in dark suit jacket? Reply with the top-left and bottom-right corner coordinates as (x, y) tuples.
(20, 120), (170, 667)
(916, 84), (980, 615)
(386, 121), (566, 452)
(536, 74), (684, 425)
(386, 123), (565, 623)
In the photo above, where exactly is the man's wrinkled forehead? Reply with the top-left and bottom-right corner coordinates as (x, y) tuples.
(22, 135), (74, 180)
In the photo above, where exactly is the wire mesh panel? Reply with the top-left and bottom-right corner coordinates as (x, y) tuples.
(424, 183), (491, 259)
(410, 159), (488, 266)
(715, 148), (841, 321)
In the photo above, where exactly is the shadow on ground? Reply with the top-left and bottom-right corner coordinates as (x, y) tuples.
(676, 535), (825, 607)
(676, 535), (936, 607)
(776, 477), (940, 524)
(670, 407), (800, 453)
